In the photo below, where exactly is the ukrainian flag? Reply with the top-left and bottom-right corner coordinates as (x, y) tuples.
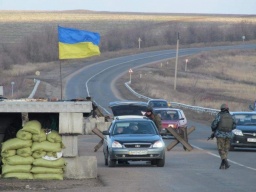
(58, 26), (100, 59)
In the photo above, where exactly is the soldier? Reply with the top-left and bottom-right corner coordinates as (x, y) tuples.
(211, 103), (236, 169)
(145, 108), (162, 132)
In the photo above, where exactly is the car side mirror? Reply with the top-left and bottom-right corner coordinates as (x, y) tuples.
(102, 130), (110, 135)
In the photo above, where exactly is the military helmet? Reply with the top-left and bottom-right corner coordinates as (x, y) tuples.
(220, 103), (229, 110)
(146, 107), (153, 113)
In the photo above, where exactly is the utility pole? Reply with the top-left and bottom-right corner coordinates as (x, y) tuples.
(174, 32), (179, 90)
(138, 37), (142, 49)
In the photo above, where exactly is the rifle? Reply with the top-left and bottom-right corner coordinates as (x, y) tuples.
(207, 132), (215, 140)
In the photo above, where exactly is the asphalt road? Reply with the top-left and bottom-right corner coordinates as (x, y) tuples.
(65, 44), (256, 192)
(78, 119), (256, 192)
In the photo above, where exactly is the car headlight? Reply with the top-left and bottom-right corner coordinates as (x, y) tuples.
(152, 140), (165, 148)
(111, 141), (122, 148)
(232, 129), (243, 136)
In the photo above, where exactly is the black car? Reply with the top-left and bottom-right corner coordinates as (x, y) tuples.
(147, 99), (170, 108)
(109, 100), (148, 117)
(230, 111), (256, 150)
(102, 116), (166, 167)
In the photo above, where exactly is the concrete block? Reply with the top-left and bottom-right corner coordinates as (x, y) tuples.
(96, 117), (105, 123)
(96, 122), (111, 132)
(64, 156), (97, 179)
(59, 113), (83, 134)
(62, 136), (78, 157)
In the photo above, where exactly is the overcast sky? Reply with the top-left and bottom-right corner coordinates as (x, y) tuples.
(0, 0), (255, 15)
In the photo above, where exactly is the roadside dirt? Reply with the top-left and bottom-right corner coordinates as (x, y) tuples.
(0, 177), (104, 191)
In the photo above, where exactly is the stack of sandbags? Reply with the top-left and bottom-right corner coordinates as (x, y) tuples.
(1, 120), (66, 180)
(31, 130), (66, 180)
(1, 128), (34, 179)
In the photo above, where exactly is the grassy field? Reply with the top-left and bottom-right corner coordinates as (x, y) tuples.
(115, 49), (256, 112)
(1, 10), (256, 43)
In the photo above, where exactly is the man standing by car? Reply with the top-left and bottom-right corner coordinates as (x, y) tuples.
(211, 103), (236, 169)
(145, 108), (162, 132)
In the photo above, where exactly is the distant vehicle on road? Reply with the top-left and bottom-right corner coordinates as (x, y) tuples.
(230, 111), (256, 151)
(108, 100), (148, 117)
(153, 108), (187, 136)
(147, 99), (170, 108)
(102, 116), (165, 167)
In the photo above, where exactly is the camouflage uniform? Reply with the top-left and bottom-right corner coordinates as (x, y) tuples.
(211, 104), (236, 169)
(145, 108), (162, 132)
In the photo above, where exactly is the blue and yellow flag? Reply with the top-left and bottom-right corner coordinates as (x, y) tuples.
(58, 26), (100, 59)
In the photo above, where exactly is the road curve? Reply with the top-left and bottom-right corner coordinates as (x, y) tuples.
(65, 44), (256, 115)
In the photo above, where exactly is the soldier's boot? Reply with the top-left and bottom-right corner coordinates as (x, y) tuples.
(224, 159), (230, 169)
(219, 159), (225, 169)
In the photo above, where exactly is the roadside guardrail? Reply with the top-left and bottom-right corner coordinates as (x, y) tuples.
(124, 82), (219, 115)
(28, 79), (40, 99)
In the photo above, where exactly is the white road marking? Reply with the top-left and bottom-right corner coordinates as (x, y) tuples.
(192, 144), (256, 171)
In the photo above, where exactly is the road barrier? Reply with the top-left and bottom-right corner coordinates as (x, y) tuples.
(125, 82), (219, 115)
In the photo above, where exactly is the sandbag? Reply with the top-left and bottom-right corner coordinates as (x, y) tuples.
(2, 155), (34, 165)
(33, 158), (66, 168)
(22, 120), (41, 135)
(33, 173), (63, 180)
(1, 138), (32, 152)
(16, 130), (32, 140)
(31, 141), (62, 152)
(32, 150), (47, 159)
(46, 151), (58, 158)
(3, 172), (33, 179)
(31, 166), (64, 174)
(2, 164), (32, 174)
(1, 149), (16, 158)
(47, 130), (62, 143)
(16, 147), (32, 157)
(32, 129), (46, 142)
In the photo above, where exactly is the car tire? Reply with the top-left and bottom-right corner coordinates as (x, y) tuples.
(104, 154), (108, 166)
(151, 160), (157, 165)
(107, 151), (116, 167)
(156, 154), (165, 167)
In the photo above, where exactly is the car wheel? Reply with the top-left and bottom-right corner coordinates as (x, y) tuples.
(104, 154), (108, 166)
(151, 160), (157, 165)
(107, 151), (116, 167)
(156, 154), (165, 167)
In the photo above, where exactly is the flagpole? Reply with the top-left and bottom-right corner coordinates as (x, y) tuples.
(59, 60), (63, 100)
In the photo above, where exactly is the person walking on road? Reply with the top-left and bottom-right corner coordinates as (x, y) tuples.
(211, 103), (236, 169)
(145, 108), (162, 132)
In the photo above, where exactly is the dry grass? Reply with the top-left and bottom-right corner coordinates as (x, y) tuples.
(1, 11), (255, 23)
(117, 49), (256, 112)
(1, 11), (256, 44)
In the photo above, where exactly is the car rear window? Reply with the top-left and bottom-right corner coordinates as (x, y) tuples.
(154, 110), (179, 120)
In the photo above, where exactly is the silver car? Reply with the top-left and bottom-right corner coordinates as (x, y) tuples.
(102, 116), (166, 167)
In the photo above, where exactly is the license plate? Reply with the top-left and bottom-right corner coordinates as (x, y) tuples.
(129, 151), (147, 155)
(247, 138), (256, 142)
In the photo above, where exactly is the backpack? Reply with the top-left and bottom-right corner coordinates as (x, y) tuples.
(217, 113), (233, 132)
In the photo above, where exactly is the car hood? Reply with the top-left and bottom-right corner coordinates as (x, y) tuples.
(111, 134), (161, 144)
(236, 125), (256, 132)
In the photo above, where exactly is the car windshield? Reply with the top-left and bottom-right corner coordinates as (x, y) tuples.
(112, 121), (157, 135)
(233, 114), (256, 125)
(154, 110), (179, 120)
(150, 101), (168, 108)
